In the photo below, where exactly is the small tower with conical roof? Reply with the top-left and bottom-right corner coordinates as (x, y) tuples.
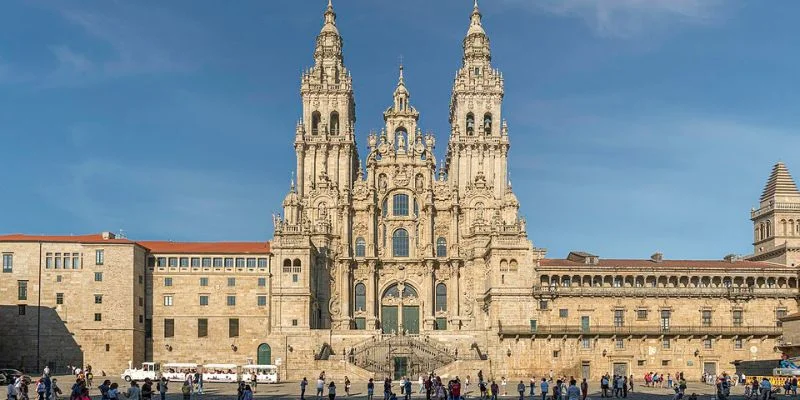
(748, 162), (800, 266)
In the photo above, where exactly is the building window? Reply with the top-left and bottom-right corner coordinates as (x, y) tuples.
(139, 315), (143, 323)
(354, 283), (366, 312)
(157, 257), (166, 267)
(227, 295), (236, 306)
(615, 338), (625, 349)
(733, 310), (743, 326)
(139, 297), (143, 306)
(258, 258), (268, 268)
(662, 338), (671, 349)
(292, 274), (299, 283)
(72, 254), (80, 269)
(701, 310), (712, 326)
(179, 257), (189, 268)
(163, 295), (173, 306)
(553, 350), (560, 358)
(213, 258), (223, 268)
(258, 277), (266, 287)
(354, 317), (366, 330)
(94, 294), (103, 304)
(2, 254), (13, 273)
(228, 277), (236, 287)
(56, 275), (62, 283)
(435, 317), (447, 330)
(168, 257), (177, 267)
(94, 313), (102, 321)
(94, 250), (104, 265)
(582, 338), (591, 349)
(202, 257), (211, 267)
(200, 277), (209, 286)
(559, 309), (568, 318)
(18, 305), (26, 315)
(662, 360), (671, 367)
(660, 310), (671, 330)
(436, 237), (447, 257)
(734, 338), (743, 349)
(199, 295), (209, 306)
(777, 309), (787, 327)
(637, 360), (645, 367)
(614, 310), (625, 327)
(435, 283), (447, 312)
(56, 293), (64, 305)
(246, 258), (256, 268)
(17, 281), (27, 300)
(198, 319), (208, 337)
(236, 258), (245, 268)
(224, 258), (233, 268)
(703, 338), (713, 349)
(292, 319), (298, 326)
(393, 194), (409, 216)
(55, 253), (63, 269)
(637, 310), (648, 320)
(292, 259), (302, 273)
(539, 300), (548, 310)
(282, 259), (291, 273)
(164, 319), (174, 337)
(94, 272), (103, 282)
(530, 319), (538, 332)
(164, 277), (173, 287)
(229, 318), (239, 337)
(46, 253), (53, 269)
(191, 257), (200, 267)
(355, 237), (366, 257)
(392, 228), (410, 257)
(257, 295), (267, 306)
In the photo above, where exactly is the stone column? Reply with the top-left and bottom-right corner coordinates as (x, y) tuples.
(423, 260), (435, 330)
(296, 146), (305, 196)
(366, 261), (378, 329)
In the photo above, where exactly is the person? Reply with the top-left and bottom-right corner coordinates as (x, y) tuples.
(530, 376), (536, 398)
(141, 379), (152, 400)
(76, 389), (90, 400)
(180, 381), (191, 400)
(502, 377), (508, 396)
(195, 372), (203, 395)
(36, 379), (46, 400)
(8, 379), (18, 400)
(790, 376), (797, 396)
(50, 379), (61, 400)
(403, 379), (411, 400)
(241, 386), (252, 400)
(491, 381), (499, 400)
(541, 378), (549, 400)
(600, 375), (609, 398)
(328, 381), (337, 400)
(759, 378), (771, 400)
(317, 376), (326, 400)
(157, 379), (167, 400)
(99, 380), (111, 400)
(478, 380), (486, 400)
(517, 381), (526, 400)
(419, 376), (424, 395)
(629, 375), (634, 393)
(554, 379), (562, 400)
(250, 372), (257, 394)
(465, 376), (471, 396)
(367, 378), (374, 400)
(124, 381), (141, 400)
(580, 379), (588, 400)
(478, 371), (484, 385)
(301, 378), (308, 400)
(622, 376), (628, 398)
(567, 380), (580, 400)
(108, 383), (120, 400)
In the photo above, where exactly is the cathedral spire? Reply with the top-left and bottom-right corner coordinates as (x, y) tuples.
(463, 0), (490, 63)
(321, 0), (338, 35)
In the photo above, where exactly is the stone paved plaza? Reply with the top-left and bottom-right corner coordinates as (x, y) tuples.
(52, 375), (760, 400)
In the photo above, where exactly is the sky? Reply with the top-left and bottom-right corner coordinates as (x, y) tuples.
(1, 0), (799, 260)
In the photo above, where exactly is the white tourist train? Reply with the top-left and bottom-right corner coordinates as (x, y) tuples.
(201, 364), (239, 383)
(241, 365), (280, 384)
(161, 363), (199, 382)
(121, 362), (161, 382)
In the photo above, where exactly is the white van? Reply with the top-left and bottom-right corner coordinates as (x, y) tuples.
(202, 364), (239, 383)
(161, 363), (199, 382)
(121, 362), (161, 382)
(240, 365), (279, 384)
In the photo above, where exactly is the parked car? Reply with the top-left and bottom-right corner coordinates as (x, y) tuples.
(0, 369), (30, 384)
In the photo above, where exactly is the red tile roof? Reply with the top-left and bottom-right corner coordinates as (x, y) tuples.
(137, 241), (270, 254)
(538, 258), (783, 270)
(0, 233), (135, 244)
(0, 233), (271, 254)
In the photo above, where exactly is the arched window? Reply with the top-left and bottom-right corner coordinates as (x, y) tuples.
(483, 113), (492, 134)
(435, 283), (447, 312)
(393, 194), (409, 216)
(292, 259), (302, 273)
(311, 111), (321, 135)
(501, 260), (509, 272)
(330, 111), (339, 135)
(760, 223), (765, 241)
(436, 237), (447, 257)
(257, 343), (271, 365)
(354, 283), (366, 312)
(466, 113), (475, 135)
(766, 220), (772, 237)
(392, 228), (409, 257)
(282, 259), (291, 273)
(355, 237), (366, 257)
(509, 259), (518, 271)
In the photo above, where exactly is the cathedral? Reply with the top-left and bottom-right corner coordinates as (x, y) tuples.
(1, 1), (798, 382)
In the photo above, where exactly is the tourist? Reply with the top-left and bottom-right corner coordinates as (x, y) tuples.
(108, 383), (120, 400)
(667, 374), (672, 389)
(759, 378), (771, 400)
(180, 382), (190, 400)
(76, 388), (89, 400)
(237, 381), (245, 400)
(157, 379), (167, 400)
(403, 379), (411, 400)
(141, 379), (152, 400)
(301, 378), (308, 400)
(99, 380), (111, 400)
(419, 375), (425, 394)
(317, 376), (326, 400)
(452, 378), (462, 400)
(490, 381), (499, 400)
(241, 386), (253, 400)
(36, 378), (46, 400)
(540, 378), (549, 400)
(124, 381), (141, 400)
(502, 377), (508, 396)
(628, 375), (634, 393)
(50, 379), (61, 400)
(250, 371), (258, 394)
(600, 375), (609, 398)
(478, 371), (484, 385)
(367, 378), (374, 400)
(580, 379), (588, 400)
(195, 371), (203, 395)
(517, 381), (526, 400)
(8, 379), (18, 400)
(478, 380), (486, 400)
(622, 376), (628, 398)
(328, 381), (337, 400)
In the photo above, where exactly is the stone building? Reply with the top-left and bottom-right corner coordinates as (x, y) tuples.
(1, 1), (798, 381)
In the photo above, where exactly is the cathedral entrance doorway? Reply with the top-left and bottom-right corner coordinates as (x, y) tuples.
(380, 283), (420, 334)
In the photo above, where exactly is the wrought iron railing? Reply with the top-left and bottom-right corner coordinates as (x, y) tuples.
(349, 334), (457, 377)
(497, 322), (782, 337)
(532, 285), (797, 299)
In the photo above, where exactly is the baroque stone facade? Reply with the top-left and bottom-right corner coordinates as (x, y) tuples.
(1, 1), (799, 382)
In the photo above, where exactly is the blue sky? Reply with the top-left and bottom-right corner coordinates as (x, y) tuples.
(1, 0), (799, 260)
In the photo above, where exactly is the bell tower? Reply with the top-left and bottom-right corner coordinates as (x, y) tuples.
(748, 162), (800, 267)
(444, 0), (509, 198)
(296, 0), (359, 197)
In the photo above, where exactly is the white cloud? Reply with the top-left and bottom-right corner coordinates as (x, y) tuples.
(501, 0), (728, 37)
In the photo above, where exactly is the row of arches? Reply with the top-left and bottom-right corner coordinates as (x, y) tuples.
(755, 218), (800, 241)
(539, 274), (798, 289)
(352, 282), (448, 314)
(499, 259), (518, 272)
(311, 111), (339, 135)
(466, 112), (492, 135)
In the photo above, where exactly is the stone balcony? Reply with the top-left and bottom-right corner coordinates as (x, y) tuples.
(751, 202), (800, 218)
(497, 322), (783, 338)
(532, 285), (798, 299)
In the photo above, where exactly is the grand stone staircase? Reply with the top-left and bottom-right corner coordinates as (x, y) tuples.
(347, 334), (457, 379)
